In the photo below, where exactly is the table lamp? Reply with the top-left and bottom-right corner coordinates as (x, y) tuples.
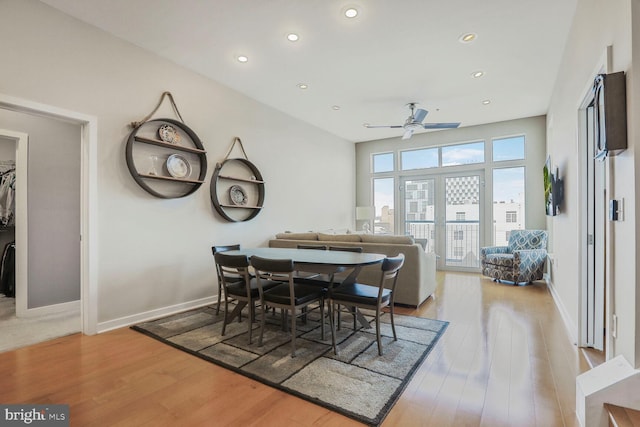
(356, 206), (373, 234)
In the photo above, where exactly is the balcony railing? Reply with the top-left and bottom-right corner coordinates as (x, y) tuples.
(406, 220), (480, 268)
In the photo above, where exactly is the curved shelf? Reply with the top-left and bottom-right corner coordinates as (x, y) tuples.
(126, 118), (208, 199)
(134, 136), (207, 154)
(211, 158), (265, 222)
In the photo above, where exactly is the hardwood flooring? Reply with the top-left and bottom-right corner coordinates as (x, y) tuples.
(0, 272), (590, 426)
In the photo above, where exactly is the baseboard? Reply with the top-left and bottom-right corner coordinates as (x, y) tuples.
(546, 276), (578, 345)
(97, 296), (217, 333)
(20, 299), (80, 318)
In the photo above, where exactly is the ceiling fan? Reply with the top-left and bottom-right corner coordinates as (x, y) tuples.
(365, 103), (461, 140)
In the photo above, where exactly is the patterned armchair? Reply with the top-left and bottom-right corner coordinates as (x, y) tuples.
(481, 230), (548, 285)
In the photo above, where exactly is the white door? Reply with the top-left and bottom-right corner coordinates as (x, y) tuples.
(583, 98), (605, 351)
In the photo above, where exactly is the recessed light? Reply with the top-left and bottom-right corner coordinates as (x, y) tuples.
(237, 55), (248, 63)
(297, 83), (308, 89)
(332, 105), (341, 110)
(287, 33), (299, 42)
(345, 8), (358, 18)
(362, 123), (370, 127)
(472, 71), (484, 78)
(482, 99), (491, 105)
(459, 33), (477, 43)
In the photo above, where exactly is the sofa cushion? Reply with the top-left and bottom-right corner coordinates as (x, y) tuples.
(275, 232), (318, 241)
(360, 234), (415, 245)
(317, 233), (362, 242)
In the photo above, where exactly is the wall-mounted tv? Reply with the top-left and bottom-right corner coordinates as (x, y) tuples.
(544, 156), (564, 216)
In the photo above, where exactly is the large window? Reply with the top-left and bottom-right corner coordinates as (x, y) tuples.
(368, 132), (529, 259)
(493, 167), (525, 246)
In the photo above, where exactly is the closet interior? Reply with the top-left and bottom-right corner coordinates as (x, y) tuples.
(0, 159), (15, 299)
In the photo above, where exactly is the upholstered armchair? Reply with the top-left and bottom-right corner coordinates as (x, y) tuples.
(481, 230), (548, 285)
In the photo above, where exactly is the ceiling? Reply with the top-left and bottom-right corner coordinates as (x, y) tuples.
(40, 0), (577, 143)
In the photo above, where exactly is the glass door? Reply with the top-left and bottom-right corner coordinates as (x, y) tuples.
(402, 171), (484, 271)
(443, 173), (483, 269)
(402, 177), (436, 252)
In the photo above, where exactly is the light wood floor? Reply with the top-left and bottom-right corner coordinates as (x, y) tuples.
(1, 272), (590, 426)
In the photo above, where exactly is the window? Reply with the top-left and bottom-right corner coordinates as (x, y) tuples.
(401, 148), (438, 170)
(454, 247), (464, 257)
(493, 167), (525, 245)
(505, 230), (512, 241)
(442, 141), (484, 166)
(493, 136), (525, 161)
(454, 230), (464, 240)
(456, 212), (466, 221)
(373, 153), (394, 173)
(373, 177), (394, 234)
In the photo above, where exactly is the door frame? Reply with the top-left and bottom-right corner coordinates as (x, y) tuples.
(0, 93), (99, 335)
(577, 46), (612, 358)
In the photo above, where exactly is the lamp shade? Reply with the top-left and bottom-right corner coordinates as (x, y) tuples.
(356, 206), (373, 220)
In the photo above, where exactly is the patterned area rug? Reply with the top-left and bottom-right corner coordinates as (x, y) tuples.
(132, 304), (448, 426)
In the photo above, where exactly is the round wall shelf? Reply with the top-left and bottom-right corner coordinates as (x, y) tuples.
(125, 118), (208, 198)
(211, 158), (265, 222)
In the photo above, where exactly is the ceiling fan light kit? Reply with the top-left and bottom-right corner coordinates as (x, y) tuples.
(365, 102), (461, 140)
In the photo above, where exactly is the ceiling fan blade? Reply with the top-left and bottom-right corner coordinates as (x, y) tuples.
(413, 108), (428, 123)
(365, 124), (404, 128)
(422, 122), (461, 129)
(401, 129), (414, 140)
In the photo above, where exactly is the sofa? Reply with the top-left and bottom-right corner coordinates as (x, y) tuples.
(268, 232), (436, 307)
(480, 229), (548, 285)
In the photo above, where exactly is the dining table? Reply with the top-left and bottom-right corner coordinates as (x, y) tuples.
(224, 247), (386, 328)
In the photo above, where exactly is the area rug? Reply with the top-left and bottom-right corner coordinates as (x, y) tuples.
(132, 304), (448, 426)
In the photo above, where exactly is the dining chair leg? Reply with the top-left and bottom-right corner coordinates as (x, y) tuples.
(216, 284), (222, 315)
(376, 307), (383, 356)
(290, 308), (297, 357)
(320, 297), (325, 341)
(390, 303), (397, 341)
(247, 300), (253, 345)
(221, 298), (229, 336)
(329, 301), (337, 355)
(258, 298), (266, 347)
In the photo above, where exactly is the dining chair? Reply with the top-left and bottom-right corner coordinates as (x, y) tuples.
(294, 244), (327, 280)
(297, 244), (328, 250)
(212, 244), (241, 315)
(328, 253), (405, 356)
(250, 255), (325, 357)
(214, 252), (279, 344)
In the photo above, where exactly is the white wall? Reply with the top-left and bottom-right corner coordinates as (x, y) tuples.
(0, 0), (354, 327)
(546, 0), (639, 367)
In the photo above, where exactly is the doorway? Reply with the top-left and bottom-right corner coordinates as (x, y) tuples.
(578, 47), (611, 361)
(0, 93), (98, 336)
(401, 170), (484, 271)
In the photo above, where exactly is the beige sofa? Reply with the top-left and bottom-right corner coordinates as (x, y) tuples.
(268, 232), (436, 307)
